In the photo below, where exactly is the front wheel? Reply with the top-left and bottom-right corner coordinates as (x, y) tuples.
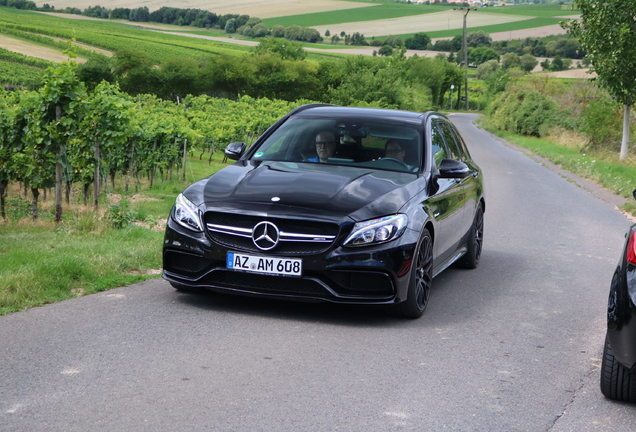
(600, 333), (636, 402)
(395, 229), (433, 319)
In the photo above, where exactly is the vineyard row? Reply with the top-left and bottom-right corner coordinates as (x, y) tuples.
(0, 61), (304, 221)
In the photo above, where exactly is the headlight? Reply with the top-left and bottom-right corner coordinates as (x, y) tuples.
(343, 214), (408, 247)
(172, 193), (203, 232)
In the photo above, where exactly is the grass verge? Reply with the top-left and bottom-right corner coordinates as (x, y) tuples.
(0, 152), (226, 316)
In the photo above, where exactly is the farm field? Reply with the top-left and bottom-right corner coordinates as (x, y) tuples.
(2, 3), (583, 76)
(0, 34), (84, 63)
(38, 0), (377, 19)
(31, 1), (580, 39)
(309, 10), (560, 38)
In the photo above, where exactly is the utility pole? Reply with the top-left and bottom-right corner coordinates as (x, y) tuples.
(455, 7), (476, 111)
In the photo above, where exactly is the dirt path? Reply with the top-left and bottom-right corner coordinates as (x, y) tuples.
(0, 34), (86, 63)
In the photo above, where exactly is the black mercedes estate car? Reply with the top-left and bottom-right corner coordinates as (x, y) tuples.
(601, 188), (636, 401)
(162, 105), (485, 318)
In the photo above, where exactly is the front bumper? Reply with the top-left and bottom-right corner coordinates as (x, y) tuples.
(162, 217), (418, 305)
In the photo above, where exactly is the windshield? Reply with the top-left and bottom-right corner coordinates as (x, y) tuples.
(250, 116), (422, 173)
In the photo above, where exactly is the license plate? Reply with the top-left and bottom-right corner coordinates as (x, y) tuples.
(227, 252), (302, 277)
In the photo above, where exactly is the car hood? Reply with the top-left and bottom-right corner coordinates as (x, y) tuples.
(194, 161), (423, 220)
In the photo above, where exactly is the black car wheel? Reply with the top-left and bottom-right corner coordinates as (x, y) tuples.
(460, 204), (484, 269)
(600, 333), (636, 402)
(396, 229), (433, 319)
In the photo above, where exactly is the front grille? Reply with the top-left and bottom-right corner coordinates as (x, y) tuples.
(204, 212), (341, 255)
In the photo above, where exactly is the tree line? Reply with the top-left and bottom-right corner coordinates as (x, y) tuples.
(75, 39), (468, 111)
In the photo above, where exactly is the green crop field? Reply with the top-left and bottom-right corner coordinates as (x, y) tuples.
(261, 3), (449, 28)
(482, 3), (578, 16)
(0, 8), (253, 63)
(423, 16), (564, 40)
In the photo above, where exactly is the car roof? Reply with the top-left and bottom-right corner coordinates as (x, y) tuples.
(290, 105), (430, 126)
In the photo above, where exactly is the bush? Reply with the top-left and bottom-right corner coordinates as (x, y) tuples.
(580, 94), (623, 150)
(106, 197), (143, 229)
(476, 59), (499, 80)
(487, 91), (574, 137)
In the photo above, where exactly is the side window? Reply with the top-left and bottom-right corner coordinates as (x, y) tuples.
(450, 125), (471, 160)
(431, 123), (449, 168)
(438, 121), (463, 161)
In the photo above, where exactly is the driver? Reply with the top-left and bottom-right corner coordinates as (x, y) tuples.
(385, 139), (406, 161)
(385, 139), (417, 171)
(308, 131), (337, 163)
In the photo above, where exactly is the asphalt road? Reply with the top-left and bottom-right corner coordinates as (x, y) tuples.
(2, 114), (635, 431)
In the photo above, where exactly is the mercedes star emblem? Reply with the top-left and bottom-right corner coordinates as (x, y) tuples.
(252, 221), (280, 250)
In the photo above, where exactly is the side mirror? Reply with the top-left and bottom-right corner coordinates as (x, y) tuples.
(224, 142), (246, 161)
(437, 159), (470, 179)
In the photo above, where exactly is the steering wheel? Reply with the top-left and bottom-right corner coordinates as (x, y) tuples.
(381, 157), (409, 169)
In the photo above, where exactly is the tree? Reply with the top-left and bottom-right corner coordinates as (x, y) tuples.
(501, 52), (521, 70)
(466, 31), (492, 48)
(159, 56), (201, 100)
(271, 25), (285, 38)
(384, 35), (404, 48)
(199, 54), (255, 98)
(113, 48), (160, 95)
(378, 45), (393, 57)
(406, 56), (462, 109)
(519, 54), (538, 73)
(224, 18), (236, 33)
(405, 33), (431, 50)
(563, 0), (636, 159)
(76, 55), (114, 91)
(476, 59), (499, 80)
(350, 32), (368, 46)
(129, 7), (149, 22)
(254, 38), (306, 61)
(467, 46), (500, 66)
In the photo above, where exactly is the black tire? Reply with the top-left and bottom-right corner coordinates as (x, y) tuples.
(396, 229), (433, 319)
(460, 204), (484, 269)
(600, 333), (636, 402)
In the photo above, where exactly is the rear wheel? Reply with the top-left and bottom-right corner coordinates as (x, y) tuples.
(460, 204), (483, 269)
(600, 333), (636, 402)
(396, 229), (433, 319)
